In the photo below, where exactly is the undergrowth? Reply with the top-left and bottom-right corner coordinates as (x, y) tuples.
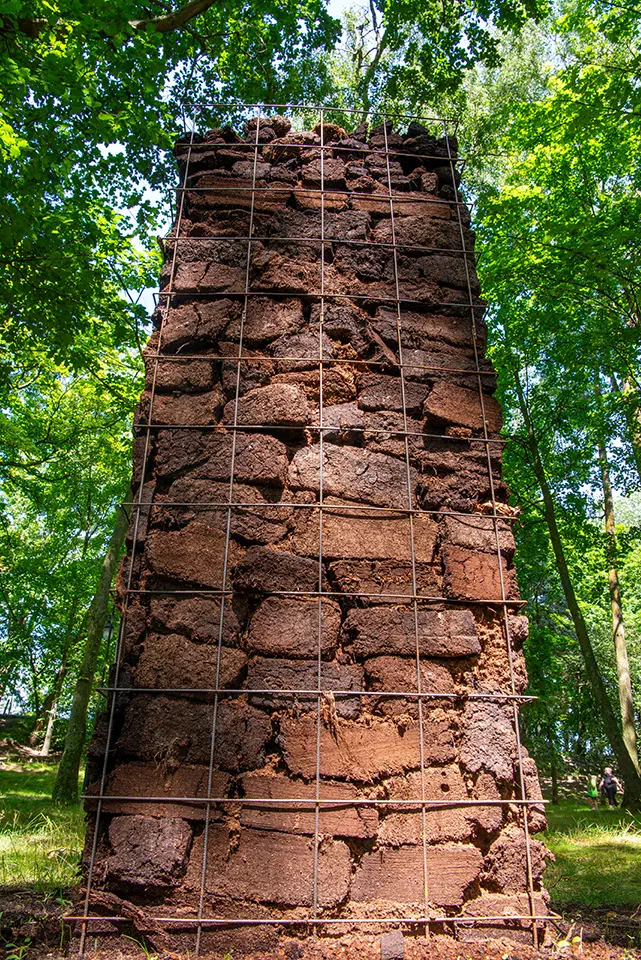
(0, 760), (84, 892)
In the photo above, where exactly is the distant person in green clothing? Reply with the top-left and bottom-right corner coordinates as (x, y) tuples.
(587, 774), (599, 809)
(599, 767), (623, 807)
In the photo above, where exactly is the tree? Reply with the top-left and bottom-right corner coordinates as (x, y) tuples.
(467, 2), (641, 800)
(0, 0), (341, 373)
(52, 489), (131, 803)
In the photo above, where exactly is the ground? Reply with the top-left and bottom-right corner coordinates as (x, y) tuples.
(1, 752), (640, 958)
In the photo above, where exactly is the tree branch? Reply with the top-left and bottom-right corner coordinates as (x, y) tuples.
(130, 0), (218, 33)
(8, 0), (218, 41)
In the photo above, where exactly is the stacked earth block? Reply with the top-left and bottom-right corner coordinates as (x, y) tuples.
(83, 115), (550, 956)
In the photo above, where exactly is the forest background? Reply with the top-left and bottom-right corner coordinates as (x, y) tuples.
(1, 0), (641, 807)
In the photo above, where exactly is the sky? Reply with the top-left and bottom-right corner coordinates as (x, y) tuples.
(328, 0), (351, 20)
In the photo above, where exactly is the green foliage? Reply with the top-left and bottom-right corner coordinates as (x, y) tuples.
(0, 760), (84, 890)
(0, 0), (341, 365)
(0, 332), (139, 727)
(462, 2), (641, 775)
(321, 0), (550, 114)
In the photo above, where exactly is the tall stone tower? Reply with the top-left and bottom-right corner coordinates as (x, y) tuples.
(81, 107), (550, 957)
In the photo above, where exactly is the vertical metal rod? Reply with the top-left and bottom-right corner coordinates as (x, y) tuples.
(443, 121), (539, 945)
(78, 114), (195, 958)
(194, 106), (262, 956)
(382, 116), (431, 939)
(312, 105), (326, 932)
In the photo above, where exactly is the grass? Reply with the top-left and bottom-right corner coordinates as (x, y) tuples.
(538, 799), (641, 908)
(0, 760), (84, 893)
(2, 759), (641, 913)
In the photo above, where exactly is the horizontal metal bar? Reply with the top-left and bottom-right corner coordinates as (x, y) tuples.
(155, 290), (484, 310)
(83, 796), (545, 808)
(178, 186), (464, 206)
(136, 422), (504, 443)
(180, 143), (464, 166)
(68, 914), (555, 926)
(183, 150), (465, 170)
(125, 500), (518, 522)
(163, 234), (477, 258)
(96, 686), (536, 702)
(182, 100), (457, 122)
(144, 354), (495, 379)
(124, 587), (526, 606)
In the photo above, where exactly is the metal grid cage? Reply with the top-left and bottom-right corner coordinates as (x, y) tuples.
(77, 102), (551, 957)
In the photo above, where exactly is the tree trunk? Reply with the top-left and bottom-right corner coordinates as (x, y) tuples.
(609, 372), (641, 483)
(41, 702), (57, 756)
(52, 491), (131, 804)
(597, 438), (640, 773)
(513, 370), (641, 806)
(547, 720), (559, 804)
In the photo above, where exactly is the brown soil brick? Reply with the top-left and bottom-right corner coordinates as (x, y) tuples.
(279, 714), (456, 781)
(442, 545), (519, 601)
(134, 633), (247, 690)
(246, 596), (342, 658)
(289, 444), (418, 509)
(105, 815), (193, 888)
(351, 843), (482, 907)
(343, 607), (480, 659)
(291, 509), (438, 562)
(223, 382), (312, 427)
(246, 656), (363, 717)
(85, 761), (229, 818)
(240, 772), (379, 837)
(146, 522), (243, 589)
(186, 825), (351, 907)
(148, 595), (245, 645)
(424, 382), (502, 434)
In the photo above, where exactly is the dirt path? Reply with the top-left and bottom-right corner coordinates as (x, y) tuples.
(2, 888), (639, 960)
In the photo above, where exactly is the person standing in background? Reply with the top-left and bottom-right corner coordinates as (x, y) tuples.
(587, 774), (599, 809)
(599, 767), (623, 807)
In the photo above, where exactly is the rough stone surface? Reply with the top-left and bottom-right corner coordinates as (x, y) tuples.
(351, 843), (483, 907)
(343, 607), (481, 659)
(246, 596), (341, 658)
(381, 930), (405, 960)
(105, 816), (192, 888)
(187, 826), (351, 908)
(83, 116), (548, 950)
(279, 714), (456, 781)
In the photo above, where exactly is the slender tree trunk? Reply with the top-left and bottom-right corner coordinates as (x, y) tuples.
(547, 720), (559, 804)
(513, 370), (641, 805)
(609, 372), (641, 483)
(41, 702), (57, 756)
(597, 439), (640, 773)
(33, 515), (92, 753)
(36, 564), (88, 754)
(52, 492), (131, 804)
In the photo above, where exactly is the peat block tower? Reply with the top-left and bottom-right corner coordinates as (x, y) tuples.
(80, 105), (551, 957)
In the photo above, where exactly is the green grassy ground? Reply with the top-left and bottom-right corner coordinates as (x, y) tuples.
(2, 760), (641, 912)
(0, 760), (84, 892)
(538, 799), (641, 908)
